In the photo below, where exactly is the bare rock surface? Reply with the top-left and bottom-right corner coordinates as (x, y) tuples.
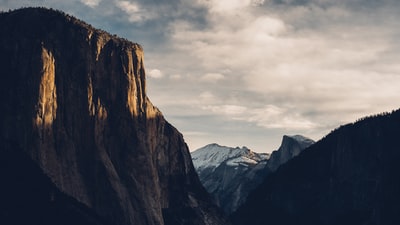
(0, 7), (229, 225)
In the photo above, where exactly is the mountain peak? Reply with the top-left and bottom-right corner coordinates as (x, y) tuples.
(191, 144), (262, 172)
(204, 143), (250, 151)
(283, 134), (313, 142)
(266, 135), (315, 172)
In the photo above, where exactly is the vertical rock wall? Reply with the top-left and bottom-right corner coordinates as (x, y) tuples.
(0, 8), (228, 225)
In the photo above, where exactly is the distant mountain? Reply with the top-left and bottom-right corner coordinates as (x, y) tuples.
(192, 144), (269, 214)
(267, 135), (315, 172)
(191, 135), (314, 214)
(232, 110), (400, 225)
(192, 144), (269, 176)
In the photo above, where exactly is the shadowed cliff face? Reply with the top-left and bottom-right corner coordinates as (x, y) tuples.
(0, 8), (228, 225)
(266, 135), (315, 172)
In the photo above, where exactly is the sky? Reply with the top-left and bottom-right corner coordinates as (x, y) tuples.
(1, 0), (400, 153)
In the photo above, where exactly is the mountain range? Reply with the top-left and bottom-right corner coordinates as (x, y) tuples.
(191, 135), (314, 214)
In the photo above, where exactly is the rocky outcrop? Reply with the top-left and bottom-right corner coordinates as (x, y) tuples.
(0, 8), (228, 225)
(232, 110), (400, 225)
(191, 136), (313, 215)
(266, 135), (315, 172)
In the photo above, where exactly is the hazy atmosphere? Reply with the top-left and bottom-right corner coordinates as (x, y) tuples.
(2, 0), (400, 152)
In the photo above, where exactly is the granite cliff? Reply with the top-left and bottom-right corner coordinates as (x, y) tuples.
(266, 135), (315, 172)
(232, 110), (400, 225)
(0, 8), (228, 225)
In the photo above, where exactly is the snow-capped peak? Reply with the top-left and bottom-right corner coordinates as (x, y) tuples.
(191, 143), (268, 172)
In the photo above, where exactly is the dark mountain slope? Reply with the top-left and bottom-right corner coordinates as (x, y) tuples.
(0, 8), (228, 225)
(232, 110), (400, 225)
(0, 140), (112, 225)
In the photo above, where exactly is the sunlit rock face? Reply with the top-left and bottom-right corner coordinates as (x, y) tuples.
(0, 8), (229, 225)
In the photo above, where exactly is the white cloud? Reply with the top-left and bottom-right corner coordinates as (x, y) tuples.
(115, 0), (155, 22)
(169, 13), (288, 72)
(116, 0), (139, 13)
(246, 106), (318, 129)
(252, 0), (265, 6)
(199, 91), (216, 104)
(81, 0), (101, 8)
(245, 16), (287, 37)
(156, 1), (400, 151)
(147, 69), (163, 79)
(197, 0), (252, 13)
(203, 104), (248, 116)
(200, 73), (225, 83)
(201, 104), (317, 130)
(170, 74), (182, 80)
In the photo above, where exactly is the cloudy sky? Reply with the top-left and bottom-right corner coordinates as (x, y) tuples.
(2, 0), (400, 152)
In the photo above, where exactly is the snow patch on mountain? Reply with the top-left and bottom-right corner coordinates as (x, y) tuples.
(226, 156), (257, 167)
(191, 143), (266, 173)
